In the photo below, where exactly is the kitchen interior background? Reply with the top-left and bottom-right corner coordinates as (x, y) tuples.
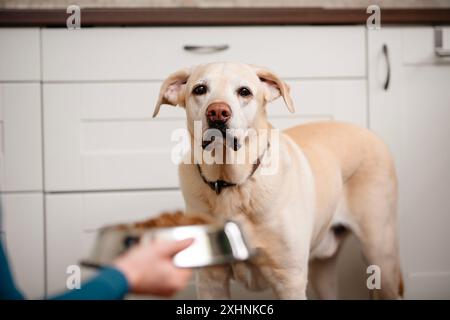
(0, 0), (449, 300)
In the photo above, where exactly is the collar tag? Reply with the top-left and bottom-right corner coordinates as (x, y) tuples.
(196, 141), (269, 196)
(214, 181), (220, 194)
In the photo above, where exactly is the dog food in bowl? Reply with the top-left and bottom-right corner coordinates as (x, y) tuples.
(82, 211), (255, 269)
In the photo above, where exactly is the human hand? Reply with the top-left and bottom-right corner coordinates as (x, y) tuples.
(114, 238), (194, 297)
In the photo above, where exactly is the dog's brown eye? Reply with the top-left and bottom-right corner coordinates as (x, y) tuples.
(193, 85), (207, 95)
(238, 87), (252, 97)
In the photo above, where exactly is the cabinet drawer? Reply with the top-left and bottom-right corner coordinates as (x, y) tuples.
(44, 83), (188, 192)
(42, 26), (365, 81)
(269, 79), (367, 127)
(1, 193), (44, 299)
(43, 79), (365, 191)
(46, 190), (184, 295)
(0, 84), (42, 192)
(0, 28), (41, 81)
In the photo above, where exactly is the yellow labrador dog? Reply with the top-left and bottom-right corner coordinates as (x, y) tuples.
(153, 62), (402, 299)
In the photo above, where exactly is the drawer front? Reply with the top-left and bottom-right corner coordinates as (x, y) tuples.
(42, 26), (365, 81)
(268, 79), (367, 127)
(0, 84), (43, 192)
(46, 190), (184, 295)
(0, 28), (41, 81)
(43, 80), (365, 192)
(43, 83), (187, 192)
(1, 193), (44, 299)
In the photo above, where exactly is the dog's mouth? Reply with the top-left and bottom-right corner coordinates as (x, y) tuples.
(202, 120), (242, 151)
(201, 135), (241, 151)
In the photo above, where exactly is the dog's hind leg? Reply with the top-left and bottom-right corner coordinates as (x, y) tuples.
(357, 226), (403, 299)
(308, 225), (348, 299)
(357, 222), (403, 299)
(346, 162), (403, 299)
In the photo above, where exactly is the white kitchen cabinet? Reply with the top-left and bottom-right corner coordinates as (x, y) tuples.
(0, 83), (42, 192)
(39, 25), (368, 299)
(0, 193), (44, 299)
(0, 25), (379, 299)
(45, 190), (185, 296)
(42, 26), (365, 81)
(0, 28), (40, 81)
(368, 27), (450, 299)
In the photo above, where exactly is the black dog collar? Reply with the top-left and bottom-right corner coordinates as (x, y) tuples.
(196, 144), (269, 195)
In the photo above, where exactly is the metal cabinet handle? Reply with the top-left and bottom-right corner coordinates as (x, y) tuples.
(435, 28), (450, 57)
(382, 44), (391, 91)
(183, 44), (229, 53)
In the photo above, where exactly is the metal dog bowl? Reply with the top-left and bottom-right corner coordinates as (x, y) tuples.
(82, 221), (255, 269)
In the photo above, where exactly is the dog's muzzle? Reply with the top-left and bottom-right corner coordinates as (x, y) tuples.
(202, 102), (241, 151)
(202, 125), (242, 151)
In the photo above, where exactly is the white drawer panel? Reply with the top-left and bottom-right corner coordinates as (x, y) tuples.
(1, 193), (45, 299)
(66, 79), (367, 120)
(46, 190), (184, 295)
(42, 26), (365, 81)
(0, 84), (43, 192)
(79, 82), (185, 120)
(271, 117), (331, 131)
(268, 79), (367, 127)
(43, 83), (188, 192)
(43, 79), (366, 191)
(0, 28), (41, 81)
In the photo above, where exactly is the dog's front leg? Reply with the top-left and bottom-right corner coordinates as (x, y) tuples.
(196, 266), (232, 299)
(256, 247), (310, 299)
(270, 266), (309, 300)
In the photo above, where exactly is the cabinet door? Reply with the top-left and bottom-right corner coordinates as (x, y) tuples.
(369, 27), (450, 299)
(0, 193), (44, 299)
(45, 190), (185, 295)
(0, 84), (42, 192)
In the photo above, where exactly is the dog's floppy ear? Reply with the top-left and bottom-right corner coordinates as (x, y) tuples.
(252, 65), (295, 113)
(153, 68), (191, 118)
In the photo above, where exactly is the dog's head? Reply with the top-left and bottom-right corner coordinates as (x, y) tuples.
(153, 62), (294, 151)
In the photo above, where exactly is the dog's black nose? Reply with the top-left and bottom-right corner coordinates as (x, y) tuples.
(206, 102), (231, 124)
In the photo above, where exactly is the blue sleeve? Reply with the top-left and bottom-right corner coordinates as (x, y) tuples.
(50, 267), (130, 300)
(2, 237), (129, 300)
(0, 241), (25, 300)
